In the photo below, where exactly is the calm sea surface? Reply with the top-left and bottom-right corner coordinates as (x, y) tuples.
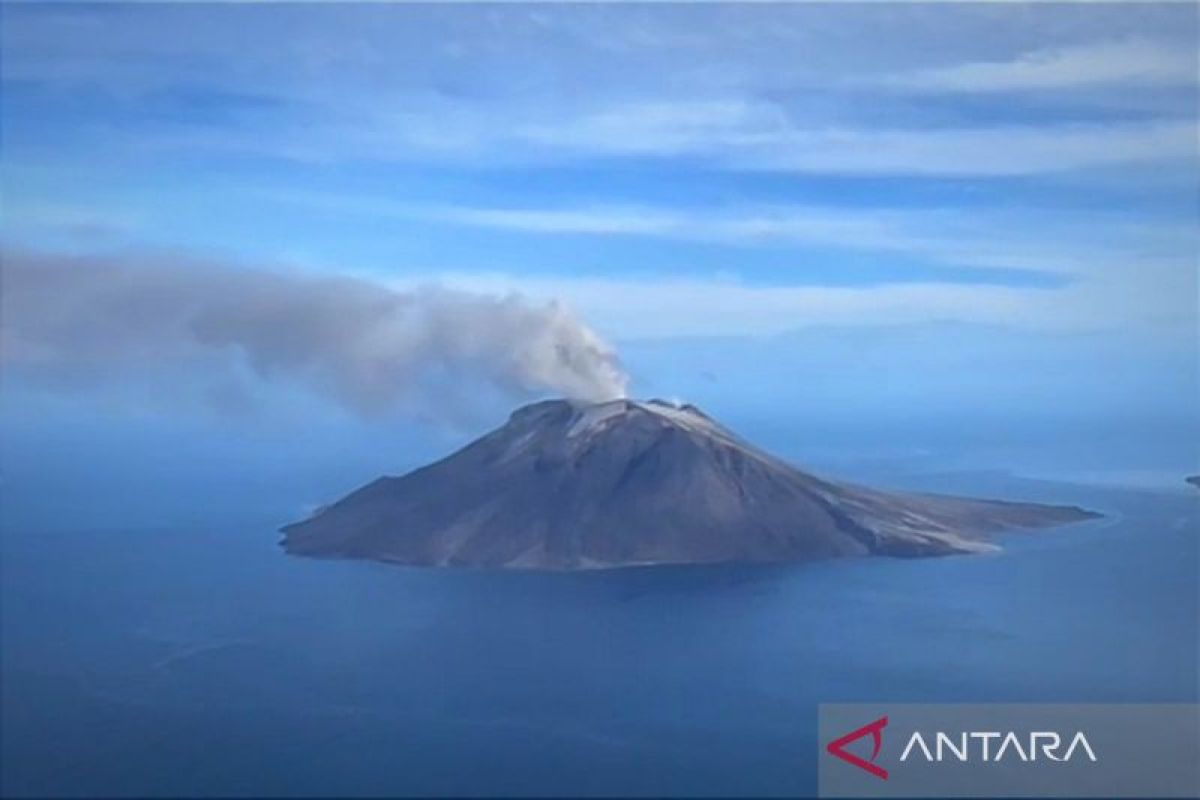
(2, 473), (1196, 797)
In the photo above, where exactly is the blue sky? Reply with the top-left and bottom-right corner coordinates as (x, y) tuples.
(1, 2), (1198, 482)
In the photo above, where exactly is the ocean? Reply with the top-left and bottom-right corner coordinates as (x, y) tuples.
(2, 472), (1196, 796)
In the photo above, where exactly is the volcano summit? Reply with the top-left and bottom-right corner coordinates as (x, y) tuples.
(281, 399), (1098, 569)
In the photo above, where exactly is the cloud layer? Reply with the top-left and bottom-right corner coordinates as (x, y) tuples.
(4, 5), (1196, 177)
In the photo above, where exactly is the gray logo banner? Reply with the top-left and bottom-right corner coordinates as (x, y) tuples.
(819, 703), (1199, 798)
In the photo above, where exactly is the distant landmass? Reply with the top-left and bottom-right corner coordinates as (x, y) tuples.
(282, 399), (1099, 570)
(1187, 476), (1200, 490)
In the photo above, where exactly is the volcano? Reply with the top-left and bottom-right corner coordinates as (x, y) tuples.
(281, 399), (1098, 569)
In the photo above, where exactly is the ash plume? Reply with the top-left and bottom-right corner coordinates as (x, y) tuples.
(1, 248), (629, 416)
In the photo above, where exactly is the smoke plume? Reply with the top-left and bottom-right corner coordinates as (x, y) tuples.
(1, 248), (629, 416)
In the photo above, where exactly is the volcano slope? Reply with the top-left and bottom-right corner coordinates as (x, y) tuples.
(281, 399), (1099, 569)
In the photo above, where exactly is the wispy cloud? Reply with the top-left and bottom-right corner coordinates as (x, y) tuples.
(723, 119), (1196, 177)
(407, 264), (1194, 342)
(271, 190), (1196, 278)
(1, 201), (143, 243)
(881, 39), (1198, 93)
(142, 101), (1195, 177)
(5, 6), (1197, 177)
(418, 204), (1090, 274)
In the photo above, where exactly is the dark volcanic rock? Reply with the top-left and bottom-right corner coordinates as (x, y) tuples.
(281, 399), (1100, 570)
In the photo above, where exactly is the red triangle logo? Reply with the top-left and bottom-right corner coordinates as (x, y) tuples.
(825, 715), (889, 780)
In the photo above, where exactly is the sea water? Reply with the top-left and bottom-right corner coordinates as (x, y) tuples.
(2, 473), (1196, 796)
